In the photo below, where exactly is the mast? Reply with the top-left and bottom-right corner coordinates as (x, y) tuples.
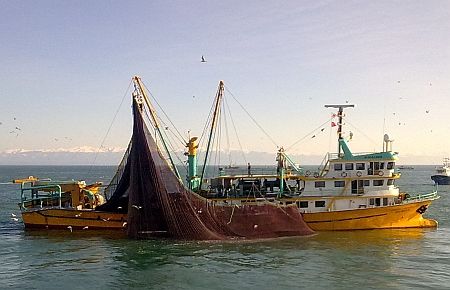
(132, 76), (182, 180)
(199, 81), (224, 192)
(324, 104), (354, 155)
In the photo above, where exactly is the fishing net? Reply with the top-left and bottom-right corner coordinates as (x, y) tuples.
(99, 98), (314, 240)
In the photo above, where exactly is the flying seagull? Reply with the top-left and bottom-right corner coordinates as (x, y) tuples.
(201, 55), (206, 63)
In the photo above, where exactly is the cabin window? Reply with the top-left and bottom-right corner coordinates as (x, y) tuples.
(356, 163), (365, 170)
(387, 179), (394, 186)
(369, 198), (375, 205)
(380, 162), (385, 169)
(298, 201), (308, 208)
(373, 180), (384, 186)
(334, 163), (343, 171)
(383, 198), (388, 206)
(375, 198), (381, 206)
(363, 180), (370, 186)
(387, 162), (395, 170)
(315, 200), (326, 207)
(334, 181), (345, 187)
(345, 163), (354, 170)
(315, 181), (325, 188)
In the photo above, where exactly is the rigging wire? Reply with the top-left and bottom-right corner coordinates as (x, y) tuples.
(224, 96), (248, 164)
(88, 79), (132, 175)
(225, 86), (279, 148)
(344, 118), (379, 147)
(222, 97), (232, 165)
(142, 107), (187, 170)
(141, 81), (187, 146)
(286, 117), (334, 151)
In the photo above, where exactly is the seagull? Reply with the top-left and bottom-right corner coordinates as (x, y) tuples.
(82, 226), (89, 230)
(67, 226), (73, 232)
(311, 135), (316, 139)
(75, 213), (81, 218)
(320, 128), (325, 132)
(11, 213), (17, 217)
(253, 224), (258, 229)
(117, 206), (122, 210)
(15, 126), (21, 131)
(426, 110), (430, 113)
(201, 55), (207, 63)
(132, 205), (142, 210)
(122, 222), (127, 227)
(13, 117), (16, 120)
(101, 218), (111, 222)
(11, 217), (19, 222)
(397, 80), (401, 83)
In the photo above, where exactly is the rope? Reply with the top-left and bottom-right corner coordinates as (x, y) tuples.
(286, 117), (334, 151)
(225, 87), (279, 148)
(344, 118), (379, 147)
(224, 97), (247, 164)
(87, 80), (132, 175)
(142, 81), (187, 145)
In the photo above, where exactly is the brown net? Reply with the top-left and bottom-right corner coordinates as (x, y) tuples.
(100, 98), (314, 240)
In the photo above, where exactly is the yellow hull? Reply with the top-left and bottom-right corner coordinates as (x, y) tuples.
(303, 200), (437, 231)
(22, 208), (127, 230)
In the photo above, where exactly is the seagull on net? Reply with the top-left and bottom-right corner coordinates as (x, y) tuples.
(82, 226), (89, 230)
(132, 205), (142, 210)
(67, 226), (73, 232)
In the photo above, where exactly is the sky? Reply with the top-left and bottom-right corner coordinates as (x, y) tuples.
(0, 0), (449, 165)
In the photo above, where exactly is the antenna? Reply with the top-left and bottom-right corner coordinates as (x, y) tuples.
(324, 104), (355, 155)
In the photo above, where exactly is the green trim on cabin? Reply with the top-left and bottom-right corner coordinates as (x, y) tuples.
(331, 139), (398, 161)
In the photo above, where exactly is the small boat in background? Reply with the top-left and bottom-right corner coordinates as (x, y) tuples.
(431, 158), (450, 185)
(398, 165), (414, 170)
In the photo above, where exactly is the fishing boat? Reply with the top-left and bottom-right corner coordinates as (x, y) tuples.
(197, 97), (439, 231)
(13, 77), (314, 239)
(94, 77), (314, 240)
(14, 176), (126, 230)
(431, 158), (450, 185)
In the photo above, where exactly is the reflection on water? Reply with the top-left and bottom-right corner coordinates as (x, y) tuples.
(1, 166), (450, 289)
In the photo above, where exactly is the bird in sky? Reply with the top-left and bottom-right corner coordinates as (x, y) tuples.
(15, 126), (21, 131)
(426, 110), (430, 113)
(201, 55), (207, 63)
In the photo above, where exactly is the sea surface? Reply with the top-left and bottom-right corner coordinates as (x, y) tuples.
(0, 165), (449, 289)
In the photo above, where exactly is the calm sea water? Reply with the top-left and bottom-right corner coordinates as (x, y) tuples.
(0, 165), (449, 289)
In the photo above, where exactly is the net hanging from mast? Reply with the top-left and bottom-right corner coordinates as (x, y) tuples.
(98, 79), (314, 240)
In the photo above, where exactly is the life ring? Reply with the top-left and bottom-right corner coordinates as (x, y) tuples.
(305, 170), (311, 177)
(356, 171), (362, 177)
(378, 171), (384, 176)
(314, 172), (319, 178)
(341, 172), (347, 177)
